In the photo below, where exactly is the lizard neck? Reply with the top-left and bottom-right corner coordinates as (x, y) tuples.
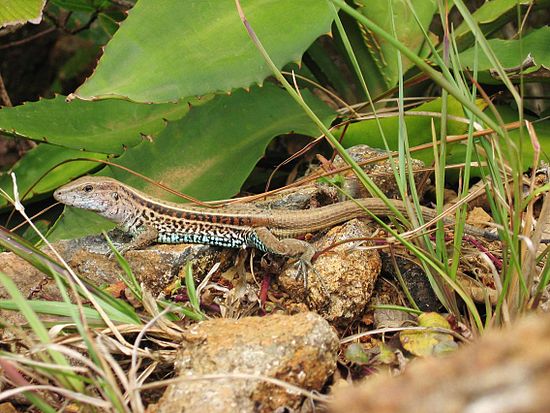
(96, 185), (143, 230)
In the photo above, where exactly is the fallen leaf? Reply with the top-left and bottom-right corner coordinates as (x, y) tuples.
(400, 312), (458, 357)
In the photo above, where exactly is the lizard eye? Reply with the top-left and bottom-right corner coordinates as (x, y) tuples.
(83, 185), (93, 193)
(112, 192), (119, 200)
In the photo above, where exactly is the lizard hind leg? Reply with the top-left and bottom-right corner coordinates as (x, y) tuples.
(252, 227), (318, 288)
(252, 227), (314, 260)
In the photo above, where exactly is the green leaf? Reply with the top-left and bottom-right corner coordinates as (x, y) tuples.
(454, 105), (550, 171)
(353, 0), (437, 88)
(0, 144), (107, 209)
(458, 26), (550, 83)
(399, 312), (457, 357)
(0, 0), (45, 27)
(48, 84), (335, 240)
(109, 84), (335, 201)
(76, 0), (334, 102)
(47, 206), (114, 242)
(344, 343), (370, 364)
(57, 45), (102, 82)
(103, 232), (141, 300)
(184, 263), (204, 319)
(419, 105), (549, 177)
(321, 12), (387, 100)
(98, 11), (118, 35)
(21, 219), (50, 245)
(0, 96), (198, 154)
(453, 0), (550, 51)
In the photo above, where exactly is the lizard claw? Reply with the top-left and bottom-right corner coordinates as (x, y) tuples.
(292, 257), (314, 290)
(292, 253), (329, 299)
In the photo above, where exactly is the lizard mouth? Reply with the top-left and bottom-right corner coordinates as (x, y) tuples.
(53, 189), (63, 201)
(53, 189), (74, 205)
(53, 189), (67, 204)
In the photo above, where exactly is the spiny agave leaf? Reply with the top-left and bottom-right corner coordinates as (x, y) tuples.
(340, 96), (474, 166)
(107, 83), (335, 201)
(354, 0), (437, 89)
(76, 0), (335, 102)
(453, 0), (550, 51)
(0, 95), (202, 154)
(0, 144), (107, 209)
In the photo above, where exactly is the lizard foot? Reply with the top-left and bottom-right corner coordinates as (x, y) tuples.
(291, 255), (330, 301)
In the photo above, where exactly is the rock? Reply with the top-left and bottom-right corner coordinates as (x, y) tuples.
(147, 312), (338, 413)
(0, 231), (230, 305)
(252, 183), (340, 211)
(279, 219), (381, 323)
(330, 313), (550, 413)
(466, 207), (493, 227)
(55, 231), (232, 296)
(0, 247), (72, 333)
(369, 276), (414, 329)
(0, 251), (65, 302)
(0, 403), (17, 413)
(311, 145), (427, 200)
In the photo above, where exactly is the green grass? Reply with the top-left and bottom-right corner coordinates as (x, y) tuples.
(238, 0), (549, 332)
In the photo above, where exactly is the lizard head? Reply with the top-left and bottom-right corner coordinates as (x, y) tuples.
(54, 176), (129, 223)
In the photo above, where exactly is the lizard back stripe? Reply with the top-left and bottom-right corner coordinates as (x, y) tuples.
(125, 189), (259, 226)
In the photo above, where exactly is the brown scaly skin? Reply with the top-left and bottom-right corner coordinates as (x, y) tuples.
(54, 176), (502, 259)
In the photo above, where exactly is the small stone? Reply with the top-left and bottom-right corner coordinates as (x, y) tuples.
(147, 312), (339, 413)
(466, 207), (493, 227)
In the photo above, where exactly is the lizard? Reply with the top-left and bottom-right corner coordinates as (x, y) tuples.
(53, 176), (502, 262)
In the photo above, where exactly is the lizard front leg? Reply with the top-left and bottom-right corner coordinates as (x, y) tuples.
(117, 225), (159, 254)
